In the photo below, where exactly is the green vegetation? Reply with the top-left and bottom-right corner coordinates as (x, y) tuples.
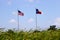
(0, 25), (60, 40)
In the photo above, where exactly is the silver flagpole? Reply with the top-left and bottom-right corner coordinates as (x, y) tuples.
(36, 11), (37, 30)
(17, 11), (19, 31)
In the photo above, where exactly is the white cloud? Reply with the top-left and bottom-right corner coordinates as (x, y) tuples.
(56, 18), (60, 23)
(26, 0), (39, 3)
(12, 11), (17, 16)
(25, 0), (34, 2)
(9, 19), (17, 24)
(7, 0), (12, 5)
(28, 18), (34, 23)
(53, 18), (60, 25)
(8, 1), (11, 5)
(28, 0), (34, 2)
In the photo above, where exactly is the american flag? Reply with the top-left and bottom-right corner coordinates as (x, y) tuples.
(18, 10), (24, 16)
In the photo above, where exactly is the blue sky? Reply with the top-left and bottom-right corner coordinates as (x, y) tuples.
(0, 0), (60, 31)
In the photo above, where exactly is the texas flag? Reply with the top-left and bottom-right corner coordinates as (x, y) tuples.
(36, 9), (42, 14)
(18, 10), (24, 16)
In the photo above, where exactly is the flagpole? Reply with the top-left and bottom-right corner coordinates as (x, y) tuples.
(36, 13), (37, 30)
(17, 13), (19, 31)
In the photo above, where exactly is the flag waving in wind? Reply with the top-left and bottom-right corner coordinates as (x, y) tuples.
(36, 9), (42, 14)
(18, 10), (24, 16)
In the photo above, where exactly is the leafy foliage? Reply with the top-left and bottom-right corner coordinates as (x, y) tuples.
(0, 25), (60, 40)
(48, 25), (57, 30)
(0, 29), (60, 40)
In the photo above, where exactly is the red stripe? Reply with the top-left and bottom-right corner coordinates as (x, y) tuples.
(18, 13), (24, 16)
